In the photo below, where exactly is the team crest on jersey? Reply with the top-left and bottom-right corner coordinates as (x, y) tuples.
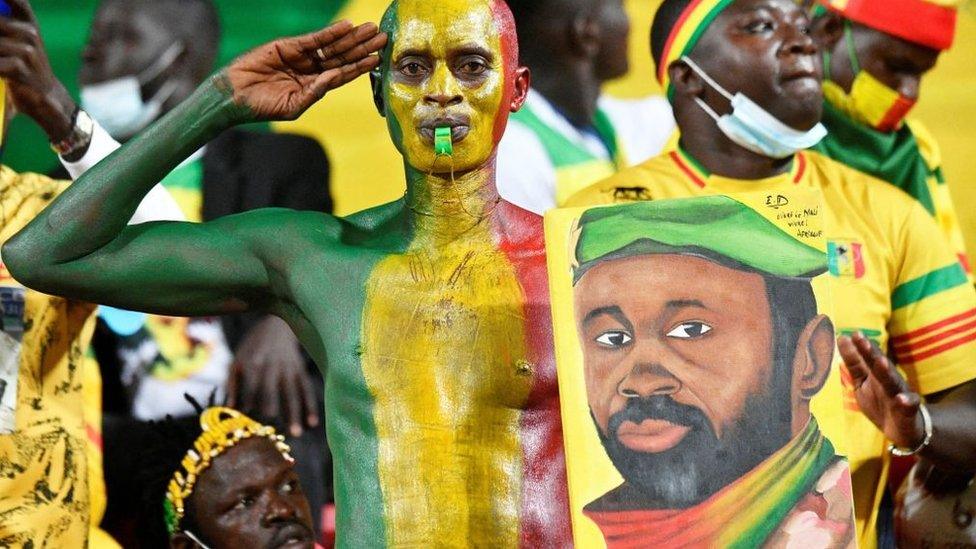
(828, 240), (866, 279)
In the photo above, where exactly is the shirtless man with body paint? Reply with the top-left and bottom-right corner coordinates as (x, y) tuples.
(4, 0), (573, 546)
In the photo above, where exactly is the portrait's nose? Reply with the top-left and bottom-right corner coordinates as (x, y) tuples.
(424, 64), (463, 108)
(617, 362), (682, 399)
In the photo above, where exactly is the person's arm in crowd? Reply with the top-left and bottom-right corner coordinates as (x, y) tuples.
(837, 200), (976, 474)
(838, 335), (976, 472)
(2, 16), (386, 316)
(0, 0), (183, 223)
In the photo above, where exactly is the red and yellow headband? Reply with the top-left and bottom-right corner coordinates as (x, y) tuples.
(818, 0), (959, 51)
(656, 0), (735, 99)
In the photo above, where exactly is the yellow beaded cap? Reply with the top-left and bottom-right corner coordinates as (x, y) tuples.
(163, 407), (293, 534)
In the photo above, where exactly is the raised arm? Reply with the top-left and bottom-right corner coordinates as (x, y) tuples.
(3, 20), (386, 316)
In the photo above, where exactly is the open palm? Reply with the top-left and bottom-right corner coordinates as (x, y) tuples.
(224, 20), (387, 121)
(838, 332), (926, 449)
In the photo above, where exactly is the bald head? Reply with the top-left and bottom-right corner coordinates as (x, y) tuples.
(372, 0), (530, 174)
(379, 0), (519, 71)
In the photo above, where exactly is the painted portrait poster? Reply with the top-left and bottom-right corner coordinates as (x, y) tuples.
(545, 190), (857, 548)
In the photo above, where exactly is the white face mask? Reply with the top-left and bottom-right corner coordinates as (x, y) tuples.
(183, 530), (212, 549)
(81, 42), (183, 140)
(682, 56), (827, 159)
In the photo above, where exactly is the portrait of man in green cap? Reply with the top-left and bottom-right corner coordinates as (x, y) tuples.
(570, 196), (856, 547)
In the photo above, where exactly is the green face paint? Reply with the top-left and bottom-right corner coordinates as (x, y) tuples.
(434, 126), (453, 156)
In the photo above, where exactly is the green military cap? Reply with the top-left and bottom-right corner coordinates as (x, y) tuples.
(572, 195), (827, 284)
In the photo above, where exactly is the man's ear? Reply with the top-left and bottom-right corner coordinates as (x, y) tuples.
(370, 68), (386, 118)
(510, 66), (531, 112)
(811, 12), (845, 53)
(793, 314), (835, 400)
(669, 59), (705, 98)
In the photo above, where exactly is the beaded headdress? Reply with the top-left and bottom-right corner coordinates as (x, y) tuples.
(163, 407), (293, 534)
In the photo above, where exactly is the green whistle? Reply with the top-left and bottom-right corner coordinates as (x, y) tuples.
(434, 127), (453, 156)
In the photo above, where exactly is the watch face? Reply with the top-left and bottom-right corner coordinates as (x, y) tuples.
(54, 110), (95, 156)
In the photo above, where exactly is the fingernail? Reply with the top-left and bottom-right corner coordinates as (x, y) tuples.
(291, 425), (302, 437)
(308, 416), (319, 427)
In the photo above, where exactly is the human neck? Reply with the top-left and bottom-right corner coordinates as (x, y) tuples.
(530, 61), (601, 128)
(676, 110), (795, 180)
(404, 157), (502, 247)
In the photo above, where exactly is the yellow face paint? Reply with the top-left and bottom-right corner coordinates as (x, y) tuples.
(384, 0), (507, 173)
(361, 232), (534, 545)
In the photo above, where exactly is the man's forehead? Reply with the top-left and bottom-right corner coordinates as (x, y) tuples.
(577, 254), (768, 299)
(201, 438), (291, 493)
(389, 0), (504, 55)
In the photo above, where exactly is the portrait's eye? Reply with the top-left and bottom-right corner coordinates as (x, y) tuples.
(595, 331), (633, 348)
(666, 322), (713, 339)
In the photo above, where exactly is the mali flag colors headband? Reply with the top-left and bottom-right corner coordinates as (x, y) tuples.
(819, 0), (960, 51)
(656, 0), (735, 99)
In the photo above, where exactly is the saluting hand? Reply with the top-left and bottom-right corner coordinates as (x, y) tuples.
(223, 20), (387, 122)
(838, 332), (927, 450)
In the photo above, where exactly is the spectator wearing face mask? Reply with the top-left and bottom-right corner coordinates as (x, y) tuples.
(0, 0), (181, 544)
(56, 0), (335, 537)
(809, 0), (971, 280)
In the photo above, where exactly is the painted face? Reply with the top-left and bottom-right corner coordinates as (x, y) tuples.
(575, 254), (795, 506)
(185, 437), (315, 549)
(379, 0), (519, 173)
(822, 22), (939, 106)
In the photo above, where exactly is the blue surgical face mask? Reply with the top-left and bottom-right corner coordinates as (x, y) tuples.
(81, 42), (183, 140)
(681, 56), (827, 159)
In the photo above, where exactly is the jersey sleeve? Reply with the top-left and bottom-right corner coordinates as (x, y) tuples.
(907, 120), (973, 280)
(887, 199), (976, 395)
(495, 122), (558, 215)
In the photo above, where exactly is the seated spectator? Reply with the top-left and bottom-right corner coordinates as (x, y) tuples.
(0, 0), (180, 544)
(497, 0), (675, 214)
(65, 0), (334, 534)
(138, 400), (321, 549)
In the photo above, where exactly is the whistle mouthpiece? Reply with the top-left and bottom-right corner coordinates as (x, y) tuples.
(434, 127), (453, 156)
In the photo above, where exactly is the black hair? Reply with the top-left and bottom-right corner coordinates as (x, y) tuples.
(135, 394), (214, 546)
(763, 274), (821, 410)
(650, 0), (697, 77)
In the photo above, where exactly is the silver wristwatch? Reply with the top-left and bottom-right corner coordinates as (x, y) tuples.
(51, 109), (94, 159)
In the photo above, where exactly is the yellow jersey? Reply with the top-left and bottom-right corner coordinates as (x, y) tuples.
(0, 167), (114, 547)
(566, 148), (976, 549)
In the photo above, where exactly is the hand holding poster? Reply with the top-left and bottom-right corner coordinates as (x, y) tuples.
(545, 190), (857, 548)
